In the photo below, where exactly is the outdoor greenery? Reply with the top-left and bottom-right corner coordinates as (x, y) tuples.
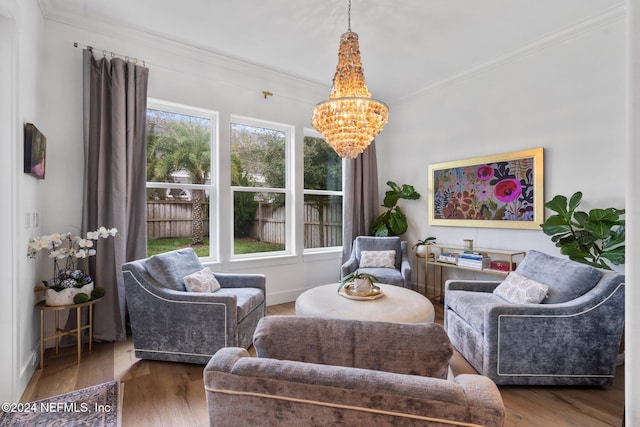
(231, 124), (285, 239)
(370, 181), (421, 236)
(147, 110), (211, 246)
(146, 111), (343, 256)
(147, 237), (282, 257)
(304, 136), (342, 247)
(540, 191), (625, 270)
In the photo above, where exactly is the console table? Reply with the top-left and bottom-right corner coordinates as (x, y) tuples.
(422, 245), (526, 299)
(37, 297), (103, 369)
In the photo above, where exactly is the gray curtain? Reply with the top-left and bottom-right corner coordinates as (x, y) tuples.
(82, 49), (149, 342)
(342, 142), (379, 262)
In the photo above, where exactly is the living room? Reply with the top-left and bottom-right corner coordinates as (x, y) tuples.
(1, 0), (638, 425)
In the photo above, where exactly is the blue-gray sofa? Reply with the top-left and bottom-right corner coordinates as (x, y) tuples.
(444, 250), (625, 385)
(204, 316), (506, 426)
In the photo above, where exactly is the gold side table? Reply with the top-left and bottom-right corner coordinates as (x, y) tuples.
(416, 252), (439, 299)
(37, 297), (103, 369)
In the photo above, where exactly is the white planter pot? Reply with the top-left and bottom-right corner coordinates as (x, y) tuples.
(45, 283), (94, 306)
(416, 245), (428, 256)
(352, 278), (373, 294)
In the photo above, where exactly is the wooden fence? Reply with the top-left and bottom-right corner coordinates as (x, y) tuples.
(147, 201), (210, 239)
(147, 200), (342, 247)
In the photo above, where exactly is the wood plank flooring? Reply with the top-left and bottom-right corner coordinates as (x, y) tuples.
(21, 299), (624, 427)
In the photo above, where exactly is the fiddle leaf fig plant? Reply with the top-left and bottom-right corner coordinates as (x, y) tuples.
(370, 181), (421, 236)
(540, 191), (625, 270)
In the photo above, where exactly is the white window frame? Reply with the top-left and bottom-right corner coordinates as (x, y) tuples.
(230, 115), (294, 259)
(146, 98), (219, 261)
(303, 129), (345, 254)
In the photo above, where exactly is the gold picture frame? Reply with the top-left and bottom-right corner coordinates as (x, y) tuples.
(428, 147), (544, 229)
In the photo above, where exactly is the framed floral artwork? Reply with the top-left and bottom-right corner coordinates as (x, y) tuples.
(428, 148), (544, 229)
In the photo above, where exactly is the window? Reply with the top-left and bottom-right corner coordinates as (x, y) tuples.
(303, 131), (343, 250)
(230, 116), (292, 256)
(145, 99), (217, 259)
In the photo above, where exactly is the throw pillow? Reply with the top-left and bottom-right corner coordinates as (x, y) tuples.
(493, 271), (549, 304)
(183, 268), (221, 293)
(146, 248), (204, 292)
(515, 250), (603, 304)
(359, 250), (396, 268)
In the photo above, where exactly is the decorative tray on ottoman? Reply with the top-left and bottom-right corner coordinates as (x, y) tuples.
(339, 283), (384, 301)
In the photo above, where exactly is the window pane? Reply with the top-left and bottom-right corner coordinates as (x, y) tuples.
(146, 188), (210, 257)
(233, 191), (285, 255)
(145, 101), (217, 259)
(304, 136), (342, 191)
(231, 123), (285, 188)
(147, 109), (211, 185)
(304, 195), (343, 249)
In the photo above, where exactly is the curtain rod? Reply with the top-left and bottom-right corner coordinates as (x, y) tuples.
(73, 42), (146, 67)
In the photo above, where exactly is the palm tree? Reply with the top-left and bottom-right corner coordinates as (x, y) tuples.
(152, 120), (211, 246)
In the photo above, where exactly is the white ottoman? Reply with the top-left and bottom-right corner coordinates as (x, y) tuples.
(295, 283), (435, 323)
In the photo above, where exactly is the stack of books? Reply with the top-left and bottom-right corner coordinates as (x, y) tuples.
(437, 252), (459, 264)
(457, 251), (491, 270)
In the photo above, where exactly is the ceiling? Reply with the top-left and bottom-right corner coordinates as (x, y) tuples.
(40, 0), (623, 103)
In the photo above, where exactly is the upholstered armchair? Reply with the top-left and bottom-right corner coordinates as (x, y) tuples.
(444, 250), (625, 386)
(122, 248), (265, 364)
(204, 316), (506, 426)
(341, 236), (411, 287)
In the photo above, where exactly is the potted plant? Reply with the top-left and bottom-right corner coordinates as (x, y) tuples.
(540, 191), (625, 270)
(412, 236), (437, 257)
(339, 271), (379, 295)
(28, 227), (118, 306)
(369, 181), (421, 236)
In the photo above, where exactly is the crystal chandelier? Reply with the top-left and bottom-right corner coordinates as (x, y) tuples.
(311, 0), (388, 159)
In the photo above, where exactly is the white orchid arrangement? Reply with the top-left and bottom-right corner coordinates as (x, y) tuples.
(28, 227), (118, 291)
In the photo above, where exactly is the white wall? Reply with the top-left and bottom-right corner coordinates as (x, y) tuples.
(39, 15), (341, 309)
(378, 7), (634, 423)
(0, 0), (45, 403)
(378, 10), (626, 283)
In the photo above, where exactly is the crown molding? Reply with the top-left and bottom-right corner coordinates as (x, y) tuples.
(394, 3), (626, 106)
(37, 0), (328, 104)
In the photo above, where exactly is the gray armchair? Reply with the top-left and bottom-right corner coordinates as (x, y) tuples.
(341, 236), (411, 288)
(204, 316), (506, 427)
(444, 250), (625, 385)
(122, 248), (265, 364)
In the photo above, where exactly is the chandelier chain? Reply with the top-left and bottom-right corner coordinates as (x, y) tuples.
(348, 0), (351, 32)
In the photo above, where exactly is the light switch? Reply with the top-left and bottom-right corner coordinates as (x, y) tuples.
(33, 212), (39, 228)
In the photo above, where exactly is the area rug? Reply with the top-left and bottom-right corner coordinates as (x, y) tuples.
(0, 380), (121, 426)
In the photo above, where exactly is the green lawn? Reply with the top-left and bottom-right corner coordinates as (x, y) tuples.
(147, 237), (283, 257)
(147, 237), (210, 257)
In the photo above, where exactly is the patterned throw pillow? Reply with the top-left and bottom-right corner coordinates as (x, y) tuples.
(183, 268), (221, 293)
(493, 271), (549, 304)
(359, 250), (396, 268)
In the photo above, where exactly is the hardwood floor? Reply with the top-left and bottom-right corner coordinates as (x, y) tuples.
(21, 299), (624, 427)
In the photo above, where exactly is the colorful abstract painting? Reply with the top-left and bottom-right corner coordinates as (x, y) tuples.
(428, 148), (544, 229)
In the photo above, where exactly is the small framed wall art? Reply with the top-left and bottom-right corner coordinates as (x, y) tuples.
(428, 147), (544, 229)
(24, 122), (47, 179)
